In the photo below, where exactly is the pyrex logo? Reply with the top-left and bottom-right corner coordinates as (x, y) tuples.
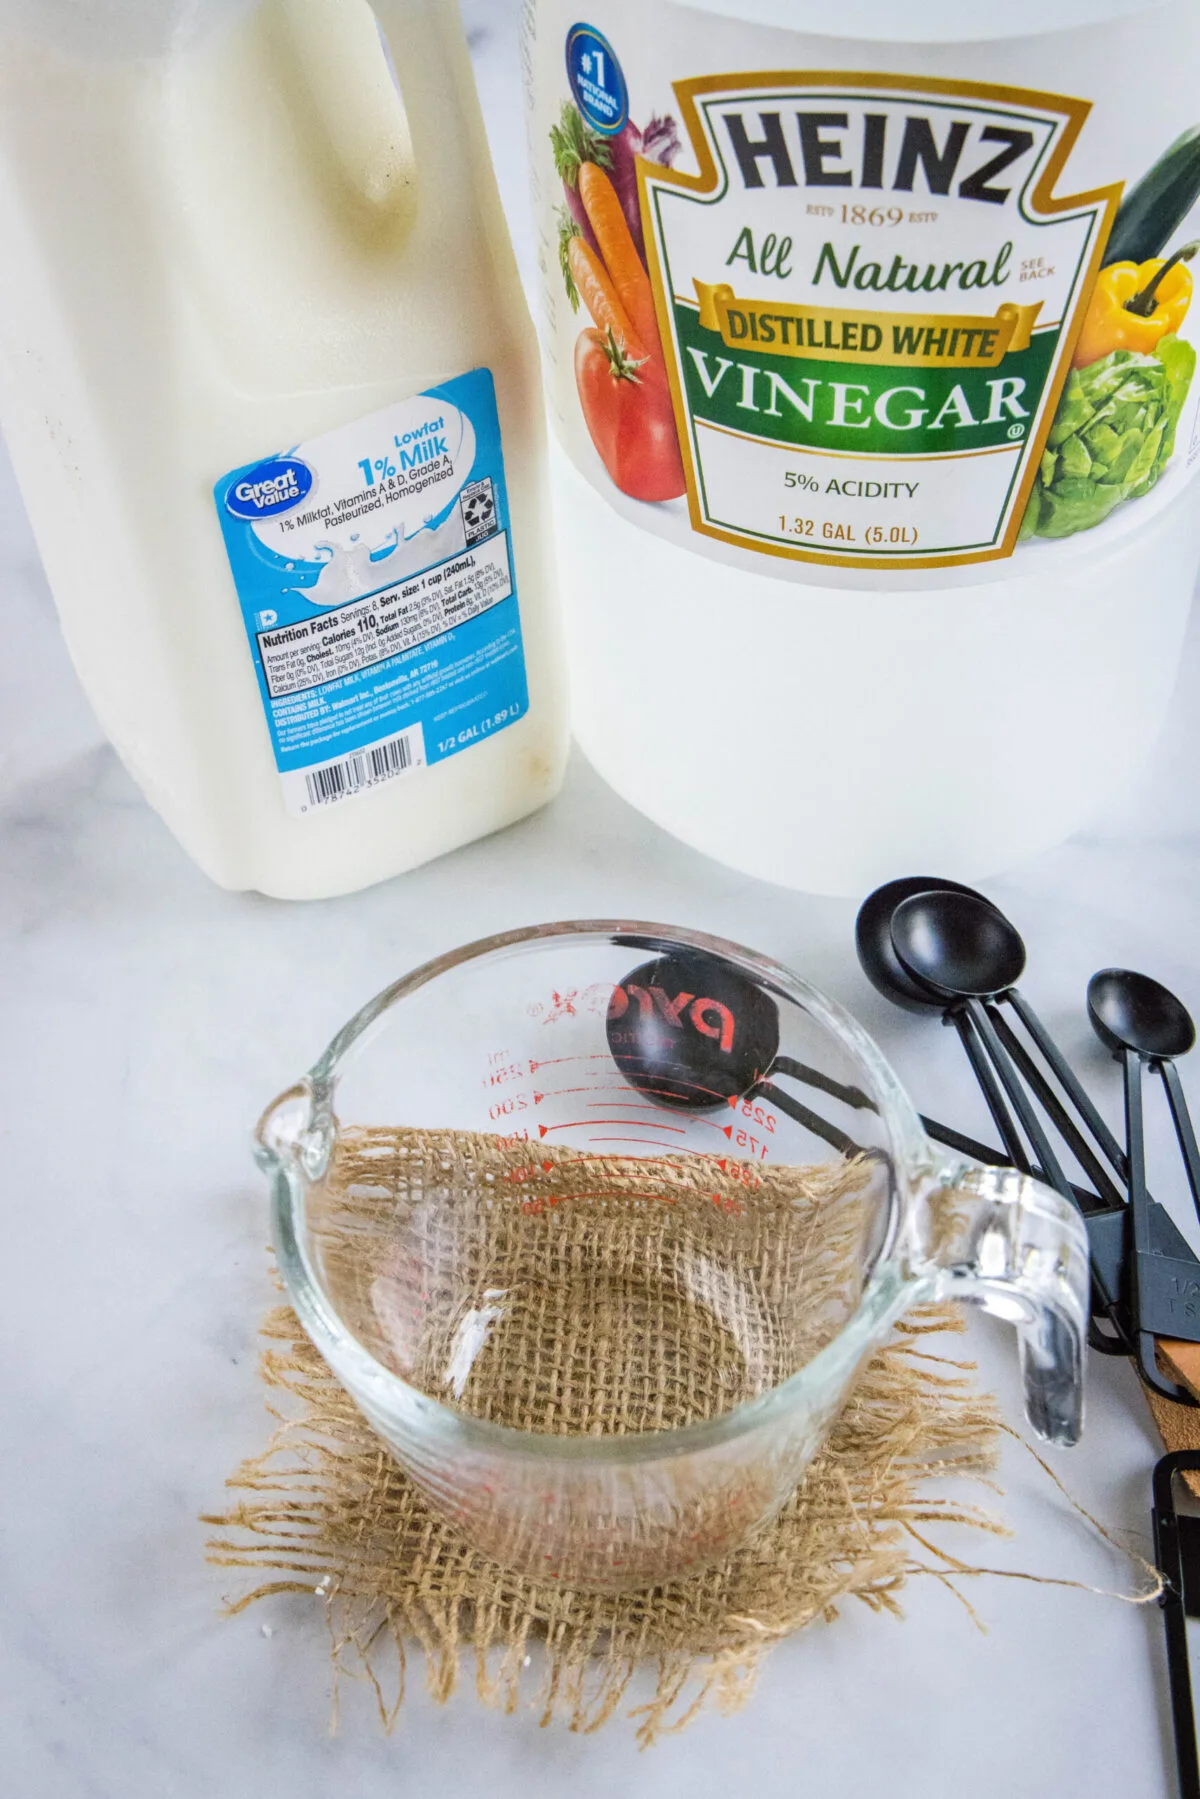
(225, 458), (313, 520)
(607, 982), (736, 1053)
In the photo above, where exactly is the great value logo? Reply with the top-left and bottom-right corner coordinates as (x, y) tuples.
(225, 457), (314, 520)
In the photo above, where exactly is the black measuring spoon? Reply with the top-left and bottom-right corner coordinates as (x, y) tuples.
(856, 875), (1046, 1172)
(885, 888), (1126, 1205)
(855, 874), (992, 1016)
(1089, 970), (1200, 1225)
(1088, 970), (1200, 1398)
(884, 887), (1155, 1365)
(857, 880), (1199, 1387)
(891, 889), (1089, 1203)
(858, 879), (1127, 1202)
(607, 945), (874, 1156)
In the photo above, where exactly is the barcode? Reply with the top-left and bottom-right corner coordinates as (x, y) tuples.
(304, 732), (414, 808)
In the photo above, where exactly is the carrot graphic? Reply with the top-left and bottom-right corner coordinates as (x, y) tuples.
(578, 162), (661, 357)
(567, 236), (647, 358)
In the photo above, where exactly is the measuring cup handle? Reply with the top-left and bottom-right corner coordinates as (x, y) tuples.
(914, 1162), (1089, 1447)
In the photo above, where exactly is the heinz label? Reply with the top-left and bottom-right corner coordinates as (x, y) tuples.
(525, 2), (1200, 575)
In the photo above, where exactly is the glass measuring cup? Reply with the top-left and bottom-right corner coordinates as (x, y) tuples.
(256, 921), (1089, 1590)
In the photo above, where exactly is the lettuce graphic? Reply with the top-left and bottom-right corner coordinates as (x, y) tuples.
(1020, 333), (1196, 540)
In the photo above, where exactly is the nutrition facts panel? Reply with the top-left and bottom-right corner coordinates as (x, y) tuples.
(256, 534), (514, 700)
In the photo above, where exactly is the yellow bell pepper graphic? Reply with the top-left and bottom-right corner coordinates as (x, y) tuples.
(1074, 242), (1197, 367)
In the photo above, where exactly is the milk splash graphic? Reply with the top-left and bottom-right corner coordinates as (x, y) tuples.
(252, 396), (477, 609)
(298, 512), (469, 607)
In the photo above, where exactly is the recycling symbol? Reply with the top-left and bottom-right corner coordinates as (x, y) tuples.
(462, 487), (496, 535)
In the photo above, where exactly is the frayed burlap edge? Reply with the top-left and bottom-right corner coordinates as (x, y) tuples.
(204, 1303), (1018, 1746)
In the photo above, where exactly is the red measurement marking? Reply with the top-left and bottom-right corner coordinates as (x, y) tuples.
(521, 1190), (621, 1214)
(538, 1118), (689, 1138)
(733, 1099), (777, 1132)
(587, 1099), (679, 1111)
(503, 1156), (559, 1182)
(587, 1137), (692, 1152)
(730, 1126), (771, 1160)
(534, 1082), (689, 1104)
(518, 1151), (695, 1180)
(481, 1063), (525, 1090)
(522, 1187), (682, 1211)
(489, 1094), (531, 1121)
(526, 1054), (739, 1111)
(716, 1157), (763, 1191)
(582, 1093), (726, 1136)
(528, 1055), (612, 1073)
(522, 1193), (567, 1214)
(606, 1054), (737, 1107)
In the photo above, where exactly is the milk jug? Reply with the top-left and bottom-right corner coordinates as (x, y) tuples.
(524, 0), (1200, 894)
(0, 0), (567, 899)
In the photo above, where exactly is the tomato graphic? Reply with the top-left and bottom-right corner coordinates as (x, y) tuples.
(574, 327), (686, 503)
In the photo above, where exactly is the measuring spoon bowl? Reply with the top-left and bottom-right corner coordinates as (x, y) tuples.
(891, 889), (1026, 1001)
(855, 875), (994, 1014)
(1088, 969), (1197, 1062)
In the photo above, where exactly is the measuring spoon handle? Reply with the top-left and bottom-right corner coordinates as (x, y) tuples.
(1161, 1058), (1200, 1222)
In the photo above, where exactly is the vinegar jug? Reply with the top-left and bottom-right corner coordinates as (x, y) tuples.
(0, 0), (567, 899)
(524, 0), (1200, 894)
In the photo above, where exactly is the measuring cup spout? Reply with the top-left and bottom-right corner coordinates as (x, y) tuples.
(911, 1162), (1089, 1446)
(253, 1081), (331, 1180)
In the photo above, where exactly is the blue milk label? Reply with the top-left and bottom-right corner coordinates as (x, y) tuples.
(214, 368), (529, 818)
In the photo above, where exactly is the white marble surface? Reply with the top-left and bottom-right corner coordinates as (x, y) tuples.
(3, 5), (1200, 1795)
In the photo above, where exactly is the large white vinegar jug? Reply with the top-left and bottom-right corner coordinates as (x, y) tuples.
(524, 0), (1200, 895)
(0, 0), (567, 899)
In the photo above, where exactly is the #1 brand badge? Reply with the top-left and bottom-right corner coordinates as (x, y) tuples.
(566, 22), (629, 137)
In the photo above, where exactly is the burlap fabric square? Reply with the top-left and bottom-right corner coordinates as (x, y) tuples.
(206, 1127), (1010, 1744)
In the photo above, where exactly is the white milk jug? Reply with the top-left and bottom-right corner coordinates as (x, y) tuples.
(0, 0), (567, 899)
(524, 0), (1200, 894)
